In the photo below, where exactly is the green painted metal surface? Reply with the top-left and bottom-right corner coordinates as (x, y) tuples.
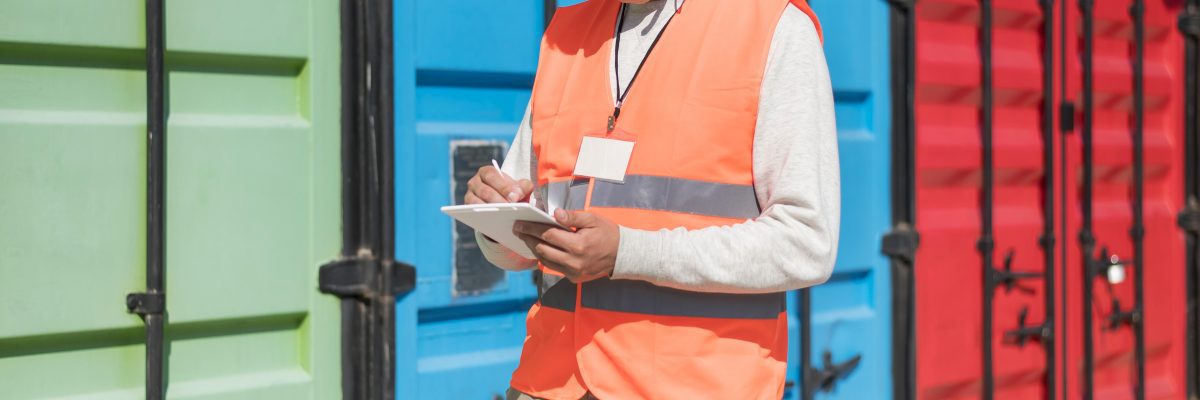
(0, 0), (343, 398)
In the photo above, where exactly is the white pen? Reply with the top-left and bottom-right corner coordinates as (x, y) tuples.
(491, 159), (506, 179)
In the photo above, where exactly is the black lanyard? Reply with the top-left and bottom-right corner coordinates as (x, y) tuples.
(608, 3), (678, 132)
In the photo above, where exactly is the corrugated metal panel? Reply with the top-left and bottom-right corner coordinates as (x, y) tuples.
(0, 0), (343, 398)
(913, 0), (1055, 398)
(791, 1), (894, 399)
(393, 0), (553, 398)
(1064, 0), (1188, 398)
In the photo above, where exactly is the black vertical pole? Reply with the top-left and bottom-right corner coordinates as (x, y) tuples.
(544, 0), (557, 28)
(979, 1), (996, 398)
(799, 289), (814, 400)
(1181, 2), (1200, 398)
(884, 1), (920, 399)
(1040, 1), (1058, 398)
(360, 0), (384, 397)
(377, 0), (397, 397)
(1059, 0), (1071, 397)
(320, 0), (415, 399)
(1130, 2), (1147, 399)
(1080, 0), (1097, 397)
(336, 0), (367, 396)
(125, 0), (168, 398)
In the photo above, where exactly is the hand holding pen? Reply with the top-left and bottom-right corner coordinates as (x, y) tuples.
(464, 159), (534, 205)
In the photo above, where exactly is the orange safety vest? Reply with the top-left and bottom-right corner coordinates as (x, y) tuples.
(513, 1), (821, 399)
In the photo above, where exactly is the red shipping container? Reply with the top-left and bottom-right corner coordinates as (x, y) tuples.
(907, 0), (1191, 398)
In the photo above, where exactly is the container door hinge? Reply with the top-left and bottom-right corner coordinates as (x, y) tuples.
(989, 249), (1042, 294)
(882, 225), (920, 263)
(804, 351), (863, 395)
(126, 292), (165, 317)
(1106, 299), (1141, 330)
(319, 256), (416, 299)
(1004, 307), (1052, 347)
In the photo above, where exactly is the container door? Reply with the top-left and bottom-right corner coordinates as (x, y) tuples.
(1063, 0), (1188, 398)
(791, 1), (895, 399)
(912, 0), (1058, 398)
(0, 0), (343, 399)
(393, 1), (555, 398)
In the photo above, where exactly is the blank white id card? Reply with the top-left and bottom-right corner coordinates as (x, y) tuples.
(573, 136), (635, 183)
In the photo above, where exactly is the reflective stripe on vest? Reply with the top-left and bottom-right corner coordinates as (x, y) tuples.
(582, 278), (785, 319)
(539, 275), (576, 312)
(543, 178), (589, 212)
(545, 175), (761, 218)
(540, 276), (785, 319)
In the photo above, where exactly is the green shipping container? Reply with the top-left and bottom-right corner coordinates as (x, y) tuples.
(0, 0), (344, 398)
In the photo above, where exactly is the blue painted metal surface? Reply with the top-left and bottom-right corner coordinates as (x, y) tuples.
(393, 0), (553, 398)
(394, 0), (894, 398)
(787, 1), (894, 399)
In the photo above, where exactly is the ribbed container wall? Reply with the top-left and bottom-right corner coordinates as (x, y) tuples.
(908, 0), (1191, 398)
(1062, 0), (1187, 398)
(0, 0), (344, 398)
(392, 1), (552, 398)
(912, 0), (1056, 398)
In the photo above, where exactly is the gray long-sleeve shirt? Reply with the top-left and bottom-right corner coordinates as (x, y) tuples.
(477, 1), (840, 294)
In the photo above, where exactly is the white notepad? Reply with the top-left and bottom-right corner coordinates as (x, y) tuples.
(441, 203), (564, 259)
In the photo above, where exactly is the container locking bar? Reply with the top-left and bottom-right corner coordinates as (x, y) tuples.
(1129, 2), (1149, 397)
(1035, 1), (1058, 396)
(1180, 0), (1200, 397)
(979, 1), (998, 397)
(885, 1), (919, 399)
(1078, 1), (1101, 396)
(126, 0), (167, 398)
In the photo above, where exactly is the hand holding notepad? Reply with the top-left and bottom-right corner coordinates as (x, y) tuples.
(442, 203), (564, 259)
(451, 159), (557, 258)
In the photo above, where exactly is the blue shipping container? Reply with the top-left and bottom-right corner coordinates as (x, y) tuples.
(790, 0), (894, 399)
(394, 0), (895, 398)
(393, 0), (554, 398)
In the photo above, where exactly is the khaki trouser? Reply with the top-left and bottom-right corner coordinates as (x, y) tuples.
(505, 388), (599, 400)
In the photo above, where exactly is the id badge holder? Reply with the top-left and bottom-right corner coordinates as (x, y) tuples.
(573, 128), (637, 183)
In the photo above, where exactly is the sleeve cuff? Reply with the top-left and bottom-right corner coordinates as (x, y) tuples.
(611, 226), (665, 282)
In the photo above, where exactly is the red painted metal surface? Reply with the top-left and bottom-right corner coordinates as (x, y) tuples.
(1062, 0), (1187, 398)
(912, 0), (1188, 399)
(914, 1), (1055, 398)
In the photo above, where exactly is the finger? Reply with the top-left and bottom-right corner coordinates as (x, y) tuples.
(533, 242), (575, 273)
(516, 232), (573, 263)
(536, 258), (575, 281)
(468, 176), (508, 203)
(518, 179), (534, 199)
(468, 182), (506, 203)
(464, 192), (483, 205)
(515, 222), (578, 252)
(555, 210), (598, 229)
(515, 231), (546, 254)
(479, 166), (523, 202)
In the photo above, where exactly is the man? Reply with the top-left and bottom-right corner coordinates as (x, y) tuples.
(465, 0), (838, 398)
